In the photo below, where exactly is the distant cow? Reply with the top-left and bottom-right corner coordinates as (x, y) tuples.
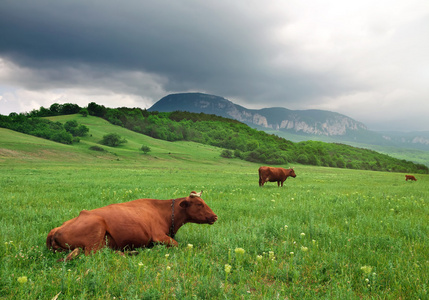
(47, 191), (217, 261)
(259, 166), (296, 187)
(405, 175), (417, 181)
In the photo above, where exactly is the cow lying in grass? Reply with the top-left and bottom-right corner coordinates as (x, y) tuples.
(46, 191), (217, 261)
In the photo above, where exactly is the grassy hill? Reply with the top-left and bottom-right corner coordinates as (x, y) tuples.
(1, 115), (428, 299)
(266, 129), (429, 167)
(2, 110), (427, 174)
(0, 114), (250, 169)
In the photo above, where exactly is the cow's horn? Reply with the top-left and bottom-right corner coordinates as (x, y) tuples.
(190, 190), (203, 197)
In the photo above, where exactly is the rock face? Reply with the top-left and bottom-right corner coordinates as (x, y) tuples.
(149, 92), (367, 136)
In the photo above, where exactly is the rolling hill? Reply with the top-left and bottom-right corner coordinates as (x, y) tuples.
(0, 114), (229, 168)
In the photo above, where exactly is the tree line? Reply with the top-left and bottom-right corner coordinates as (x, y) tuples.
(0, 102), (427, 174)
(0, 113), (88, 144)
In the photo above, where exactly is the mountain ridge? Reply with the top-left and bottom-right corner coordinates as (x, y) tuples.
(149, 92), (368, 137)
(149, 92), (429, 151)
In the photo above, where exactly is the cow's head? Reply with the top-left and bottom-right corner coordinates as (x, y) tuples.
(179, 191), (218, 225)
(289, 168), (297, 178)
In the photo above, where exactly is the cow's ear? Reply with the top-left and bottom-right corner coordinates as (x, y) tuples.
(180, 200), (191, 208)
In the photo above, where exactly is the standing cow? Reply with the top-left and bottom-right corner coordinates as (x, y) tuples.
(259, 166), (296, 187)
(47, 191), (217, 261)
(405, 175), (417, 181)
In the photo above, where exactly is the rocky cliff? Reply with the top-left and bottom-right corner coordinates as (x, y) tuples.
(149, 93), (367, 136)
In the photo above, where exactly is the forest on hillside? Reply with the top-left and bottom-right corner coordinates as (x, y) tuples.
(0, 102), (427, 174)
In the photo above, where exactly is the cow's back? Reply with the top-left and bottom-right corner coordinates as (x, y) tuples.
(89, 199), (165, 232)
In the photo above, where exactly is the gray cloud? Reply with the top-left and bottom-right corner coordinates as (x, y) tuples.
(1, 0), (428, 131)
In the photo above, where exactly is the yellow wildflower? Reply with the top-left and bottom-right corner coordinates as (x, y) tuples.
(224, 264), (232, 274)
(17, 276), (28, 284)
(361, 265), (373, 274)
(235, 247), (245, 255)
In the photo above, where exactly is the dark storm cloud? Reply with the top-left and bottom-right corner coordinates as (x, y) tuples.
(1, 0), (428, 131)
(0, 0), (349, 105)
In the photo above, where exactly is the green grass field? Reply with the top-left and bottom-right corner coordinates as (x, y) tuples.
(1, 116), (428, 299)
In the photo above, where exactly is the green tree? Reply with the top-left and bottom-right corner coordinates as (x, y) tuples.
(100, 133), (127, 147)
(64, 121), (89, 137)
(297, 154), (309, 164)
(79, 108), (89, 117)
(64, 120), (78, 132)
(88, 102), (107, 117)
(74, 125), (89, 136)
(336, 158), (345, 168)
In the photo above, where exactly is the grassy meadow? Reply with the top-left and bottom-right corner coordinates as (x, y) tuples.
(0, 116), (428, 299)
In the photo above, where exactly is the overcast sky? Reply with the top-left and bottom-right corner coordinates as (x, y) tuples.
(1, 0), (428, 131)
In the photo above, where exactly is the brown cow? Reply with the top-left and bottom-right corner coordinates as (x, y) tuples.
(259, 166), (296, 187)
(46, 191), (217, 261)
(405, 175), (417, 181)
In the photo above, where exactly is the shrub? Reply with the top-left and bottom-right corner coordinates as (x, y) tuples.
(51, 131), (73, 144)
(100, 133), (127, 147)
(220, 149), (233, 158)
(89, 145), (105, 152)
(140, 145), (151, 154)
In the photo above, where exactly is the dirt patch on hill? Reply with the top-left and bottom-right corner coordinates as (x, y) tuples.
(0, 148), (23, 158)
(0, 148), (62, 161)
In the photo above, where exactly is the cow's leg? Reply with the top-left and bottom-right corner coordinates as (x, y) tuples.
(53, 213), (109, 260)
(153, 234), (179, 247)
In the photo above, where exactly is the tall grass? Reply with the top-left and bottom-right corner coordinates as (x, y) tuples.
(1, 159), (427, 299)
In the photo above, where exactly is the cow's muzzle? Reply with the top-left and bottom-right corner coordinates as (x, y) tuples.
(208, 215), (218, 225)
